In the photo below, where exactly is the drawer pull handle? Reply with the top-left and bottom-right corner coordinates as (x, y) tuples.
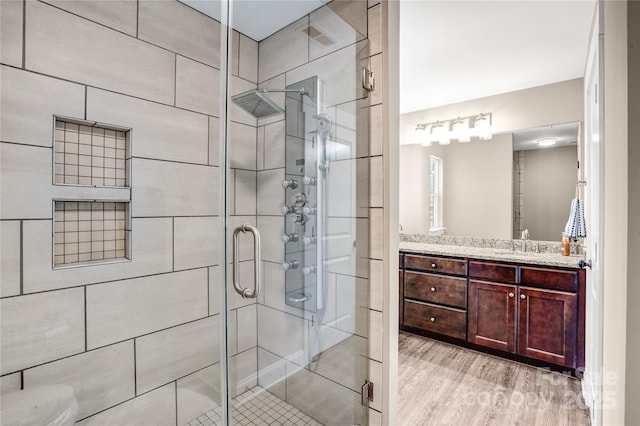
(431, 263), (437, 268)
(430, 317), (436, 322)
(430, 287), (436, 292)
(520, 294), (526, 299)
(508, 292), (514, 298)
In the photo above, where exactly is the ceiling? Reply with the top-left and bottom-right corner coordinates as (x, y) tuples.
(400, 1), (596, 114)
(512, 122), (579, 151)
(180, 0), (328, 41)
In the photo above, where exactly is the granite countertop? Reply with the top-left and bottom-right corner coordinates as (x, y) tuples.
(399, 241), (585, 268)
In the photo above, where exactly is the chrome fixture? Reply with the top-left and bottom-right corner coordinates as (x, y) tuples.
(291, 192), (308, 207)
(288, 213), (306, 224)
(281, 260), (299, 271)
(303, 176), (316, 185)
(412, 113), (493, 145)
(231, 88), (308, 119)
(281, 233), (298, 243)
(302, 265), (316, 275)
(520, 228), (529, 252)
(281, 205), (296, 215)
(301, 206), (316, 215)
(232, 223), (262, 299)
(281, 178), (299, 189)
(302, 235), (316, 245)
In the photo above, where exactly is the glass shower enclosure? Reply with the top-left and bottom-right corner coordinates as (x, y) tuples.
(0, 0), (371, 425)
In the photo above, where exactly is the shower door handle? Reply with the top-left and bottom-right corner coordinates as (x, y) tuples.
(232, 224), (262, 299)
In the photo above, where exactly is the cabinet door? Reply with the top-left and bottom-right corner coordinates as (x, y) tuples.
(517, 287), (577, 367)
(468, 280), (517, 353)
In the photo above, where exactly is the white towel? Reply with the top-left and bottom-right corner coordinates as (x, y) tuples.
(564, 198), (586, 238)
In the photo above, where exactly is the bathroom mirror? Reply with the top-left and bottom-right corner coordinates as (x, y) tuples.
(399, 121), (580, 241)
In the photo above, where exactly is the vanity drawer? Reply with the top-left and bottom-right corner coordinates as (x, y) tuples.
(404, 271), (467, 309)
(469, 261), (517, 284)
(404, 300), (466, 340)
(520, 267), (578, 292)
(404, 255), (467, 276)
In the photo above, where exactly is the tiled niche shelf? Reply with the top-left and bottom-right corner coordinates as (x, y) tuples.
(54, 201), (130, 267)
(54, 118), (130, 188)
(51, 117), (132, 268)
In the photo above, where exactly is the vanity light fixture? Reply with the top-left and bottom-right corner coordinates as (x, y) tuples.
(537, 137), (557, 147)
(474, 113), (492, 140)
(451, 117), (471, 143)
(413, 112), (493, 146)
(430, 121), (450, 145)
(413, 123), (431, 146)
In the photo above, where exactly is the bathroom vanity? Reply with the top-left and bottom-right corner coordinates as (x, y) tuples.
(399, 241), (586, 371)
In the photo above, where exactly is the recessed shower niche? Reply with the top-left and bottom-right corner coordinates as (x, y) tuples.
(52, 117), (132, 267)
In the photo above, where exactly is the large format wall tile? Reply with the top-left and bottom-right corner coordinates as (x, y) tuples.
(234, 170), (257, 215)
(259, 16), (309, 83)
(0, 221), (20, 297)
(257, 168), (284, 216)
(0, 0), (23, 67)
(0, 372), (21, 393)
(23, 218), (173, 293)
(87, 88), (209, 165)
(77, 383), (175, 426)
(176, 364), (221, 426)
(42, 0), (137, 36)
(309, 4), (364, 61)
(175, 56), (220, 116)
(131, 158), (218, 217)
(257, 348), (286, 400)
(0, 67), (85, 147)
(229, 122), (257, 170)
(286, 40), (368, 108)
(0, 143), (52, 220)
(285, 360), (364, 426)
(239, 34), (258, 83)
(25, 1), (175, 105)
(257, 305), (304, 362)
(138, 0), (220, 68)
(1, 288), (84, 374)
(256, 216), (284, 263)
(237, 305), (257, 353)
(86, 269), (208, 349)
(24, 341), (135, 421)
(135, 316), (219, 394)
(229, 348), (257, 398)
(174, 216), (219, 270)
(263, 120), (286, 170)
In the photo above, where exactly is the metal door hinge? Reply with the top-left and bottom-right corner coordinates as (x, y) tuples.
(361, 380), (374, 405)
(362, 68), (375, 92)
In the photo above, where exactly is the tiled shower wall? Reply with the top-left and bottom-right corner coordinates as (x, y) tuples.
(251, 1), (386, 424)
(0, 0), (259, 423)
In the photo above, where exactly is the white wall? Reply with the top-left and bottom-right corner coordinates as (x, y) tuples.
(521, 146), (578, 241)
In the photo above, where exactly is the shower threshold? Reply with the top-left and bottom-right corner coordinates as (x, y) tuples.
(186, 386), (324, 426)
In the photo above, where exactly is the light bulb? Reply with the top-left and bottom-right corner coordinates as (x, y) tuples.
(452, 118), (471, 143)
(474, 114), (492, 141)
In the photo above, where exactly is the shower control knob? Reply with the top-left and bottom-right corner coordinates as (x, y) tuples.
(303, 176), (317, 186)
(302, 265), (317, 275)
(302, 235), (317, 245)
(281, 233), (298, 243)
(281, 179), (299, 189)
(281, 205), (295, 215)
(301, 206), (316, 215)
(290, 192), (308, 207)
(281, 260), (299, 271)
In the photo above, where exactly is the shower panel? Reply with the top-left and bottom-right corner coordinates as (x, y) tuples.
(281, 76), (326, 314)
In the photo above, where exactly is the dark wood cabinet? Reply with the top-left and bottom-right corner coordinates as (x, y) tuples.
(517, 286), (577, 367)
(400, 252), (585, 370)
(467, 280), (517, 353)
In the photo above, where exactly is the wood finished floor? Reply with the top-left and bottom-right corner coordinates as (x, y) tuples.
(398, 332), (591, 426)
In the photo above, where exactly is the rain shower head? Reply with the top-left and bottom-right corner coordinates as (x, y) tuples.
(231, 88), (309, 119)
(232, 89), (284, 118)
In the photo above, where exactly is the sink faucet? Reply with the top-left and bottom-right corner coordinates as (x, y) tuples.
(520, 229), (529, 252)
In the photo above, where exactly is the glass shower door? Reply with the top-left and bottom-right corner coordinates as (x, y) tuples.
(222, 2), (372, 424)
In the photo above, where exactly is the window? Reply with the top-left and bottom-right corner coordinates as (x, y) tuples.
(429, 156), (442, 229)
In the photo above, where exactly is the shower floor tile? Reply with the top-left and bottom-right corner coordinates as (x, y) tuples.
(186, 386), (323, 426)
